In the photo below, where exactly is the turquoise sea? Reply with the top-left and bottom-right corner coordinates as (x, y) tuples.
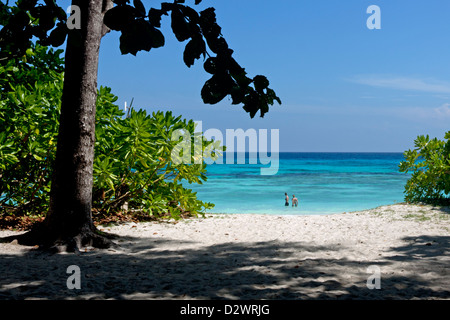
(189, 152), (410, 215)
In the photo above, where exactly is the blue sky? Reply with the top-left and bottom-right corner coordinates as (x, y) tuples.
(63, 0), (450, 151)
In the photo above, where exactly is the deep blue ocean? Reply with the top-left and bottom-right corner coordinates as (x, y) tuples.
(188, 152), (410, 215)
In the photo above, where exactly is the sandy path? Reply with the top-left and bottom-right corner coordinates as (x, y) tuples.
(0, 204), (449, 300)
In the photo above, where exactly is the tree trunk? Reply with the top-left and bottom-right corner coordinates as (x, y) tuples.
(13, 0), (115, 252)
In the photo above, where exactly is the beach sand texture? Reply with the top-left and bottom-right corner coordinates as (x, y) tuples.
(0, 204), (449, 300)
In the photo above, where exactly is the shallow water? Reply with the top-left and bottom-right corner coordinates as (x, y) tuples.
(188, 152), (410, 215)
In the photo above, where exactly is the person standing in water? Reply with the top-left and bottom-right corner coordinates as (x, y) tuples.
(292, 195), (298, 207)
(285, 193), (289, 206)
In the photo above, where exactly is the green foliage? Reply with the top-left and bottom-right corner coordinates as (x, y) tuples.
(0, 42), (64, 93)
(0, 43), (62, 216)
(93, 89), (219, 219)
(399, 132), (450, 205)
(0, 44), (220, 220)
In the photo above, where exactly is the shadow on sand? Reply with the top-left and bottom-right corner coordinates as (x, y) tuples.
(0, 231), (449, 300)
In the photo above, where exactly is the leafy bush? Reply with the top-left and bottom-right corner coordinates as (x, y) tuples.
(93, 87), (219, 219)
(1, 44), (220, 221)
(0, 44), (62, 216)
(399, 132), (450, 205)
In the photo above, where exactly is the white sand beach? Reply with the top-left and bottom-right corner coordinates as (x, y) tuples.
(0, 203), (449, 300)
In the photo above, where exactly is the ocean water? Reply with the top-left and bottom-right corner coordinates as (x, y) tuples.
(188, 152), (410, 215)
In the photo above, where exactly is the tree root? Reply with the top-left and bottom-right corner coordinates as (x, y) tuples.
(0, 223), (118, 253)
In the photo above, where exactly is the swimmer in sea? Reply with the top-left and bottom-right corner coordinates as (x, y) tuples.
(292, 195), (298, 207)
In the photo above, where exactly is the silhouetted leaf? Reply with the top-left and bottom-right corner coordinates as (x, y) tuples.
(8, 10), (30, 32)
(199, 8), (222, 42)
(119, 19), (164, 55)
(203, 57), (217, 74)
(179, 5), (199, 23)
(227, 57), (251, 87)
(148, 8), (165, 28)
(206, 37), (228, 54)
(227, 57), (245, 74)
(242, 90), (260, 118)
(104, 5), (136, 31)
(38, 6), (56, 31)
(266, 88), (282, 105)
(171, 8), (190, 42)
(201, 73), (234, 104)
(160, 2), (174, 12)
(260, 103), (269, 117)
(54, 6), (67, 21)
(230, 86), (246, 105)
(149, 27), (165, 48)
(183, 36), (205, 67)
(253, 75), (269, 92)
(133, 0), (146, 17)
(199, 7), (216, 25)
(48, 22), (67, 47)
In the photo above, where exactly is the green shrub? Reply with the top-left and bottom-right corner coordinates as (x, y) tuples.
(399, 132), (450, 205)
(93, 88), (220, 219)
(0, 44), (62, 216)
